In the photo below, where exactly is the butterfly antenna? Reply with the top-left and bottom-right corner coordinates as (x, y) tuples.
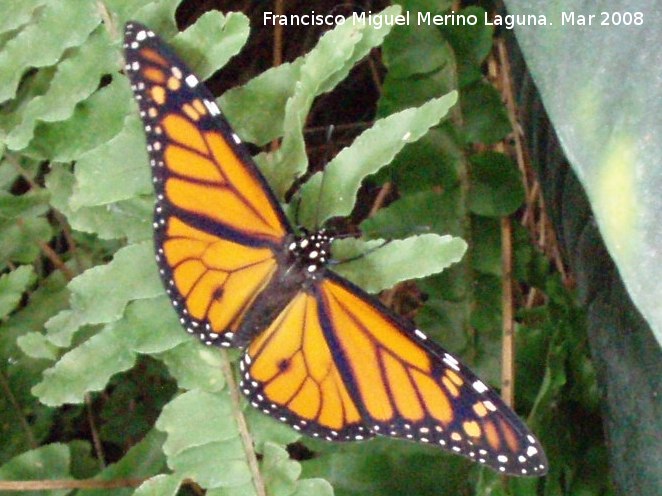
(313, 124), (335, 230)
(292, 194), (303, 227)
(328, 238), (393, 266)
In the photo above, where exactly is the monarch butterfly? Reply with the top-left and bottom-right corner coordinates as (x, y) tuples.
(123, 21), (547, 476)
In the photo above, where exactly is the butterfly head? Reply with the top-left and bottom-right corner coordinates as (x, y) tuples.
(286, 229), (334, 280)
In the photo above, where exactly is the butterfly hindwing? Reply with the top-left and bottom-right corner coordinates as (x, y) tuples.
(241, 272), (547, 475)
(124, 23), (292, 346)
(317, 274), (547, 475)
(240, 290), (373, 441)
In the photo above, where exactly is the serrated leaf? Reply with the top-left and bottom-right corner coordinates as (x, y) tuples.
(291, 478), (334, 496)
(32, 324), (137, 405)
(220, 59), (303, 145)
(133, 474), (182, 496)
(222, 5), (402, 147)
(0, 0), (100, 103)
(468, 152), (524, 216)
(264, 13), (378, 197)
(71, 115), (151, 209)
(44, 242), (161, 347)
(0, 0), (48, 35)
(172, 10), (249, 80)
(160, 341), (225, 393)
(6, 27), (116, 150)
(169, 439), (251, 489)
(77, 429), (169, 496)
(0, 216), (52, 265)
(66, 241), (162, 326)
(27, 75), (132, 161)
(460, 81), (511, 144)
(299, 93), (457, 227)
(360, 189), (462, 239)
(0, 190), (50, 219)
(0, 444), (71, 496)
(128, 0), (186, 39)
(0, 265), (35, 318)
(333, 233), (466, 293)
(46, 166), (152, 242)
(16, 331), (58, 360)
(156, 390), (238, 457)
(115, 296), (188, 355)
(318, 5), (402, 94)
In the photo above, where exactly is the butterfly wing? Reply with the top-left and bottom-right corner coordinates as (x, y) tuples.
(124, 23), (292, 346)
(242, 272), (547, 476)
(240, 289), (373, 441)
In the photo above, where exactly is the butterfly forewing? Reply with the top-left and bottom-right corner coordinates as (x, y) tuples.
(124, 22), (291, 347)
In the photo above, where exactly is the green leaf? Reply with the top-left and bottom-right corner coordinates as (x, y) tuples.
(0, 190), (50, 219)
(0, 0), (48, 35)
(127, 0), (187, 39)
(46, 166), (152, 242)
(460, 81), (511, 144)
(172, 10), (249, 80)
(169, 438), (251, 489)
(471, 216), (502, 276)
(374, 127), (462, 194)
(156, 389), (260, 491)
(133, 474), (182, 496)
(437, 6), (494, 86)
(71, 115), (151, 209)
(27, 73), (132, 162)
(301, 439), (471, 496)
(263, 6), (403, 198)
(65, 241), (162, 326)
(32, 324), (137, 405)
(360, 189), (462, 239)
(0, 0), (100, 103)
(157, 390), (237, 457)
(333, 234), (467, 293)
(261, 442), (299, 496)
(0, 265), (35, 318)
(381, 22), (447, 78)
(114, 296), (188, 355)
(0, 444), (71, 496)
(220, 59), (304, 145)
(0, 216), (52, 265)
(16, 331), (58, 360)
(43, 241), (161, 347)
(77, 429), (169, 496)
(468, 152), (525, 216)
(160, 340), (225, 393)
(6, 27), (116, 151)
(299, 92), (458, 227)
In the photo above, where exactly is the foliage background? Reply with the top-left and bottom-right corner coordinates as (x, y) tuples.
(0, 0), (639, 495)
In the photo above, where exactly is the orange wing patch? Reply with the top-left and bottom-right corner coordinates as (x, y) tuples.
(158, 114), (286, 240)
(319, 279), (453, 426)
(160, 217), (278, 343)
(126, 31), (288, 243)
(317, 277), (546, 475)
(241, 291), (370, 440)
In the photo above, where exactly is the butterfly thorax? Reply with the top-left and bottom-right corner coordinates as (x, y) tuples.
(230, 230), (333, 347)
(284, 229), (334, 281)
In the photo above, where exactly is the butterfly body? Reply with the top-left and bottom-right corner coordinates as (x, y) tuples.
(230, 230), (335, 347)
(124, 21), (547, 476)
